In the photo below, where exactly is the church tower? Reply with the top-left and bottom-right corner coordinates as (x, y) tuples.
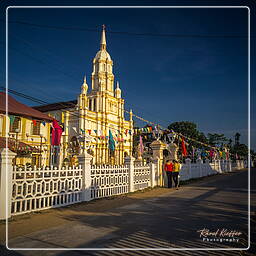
(81, 25), (132, 164)
(91, 24), (114, 96)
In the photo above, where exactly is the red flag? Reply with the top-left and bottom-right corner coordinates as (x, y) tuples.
(51, 120), (63, 146)
(181, 137), (188, 157)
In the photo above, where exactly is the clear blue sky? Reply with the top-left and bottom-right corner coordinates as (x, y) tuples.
(1, 1), (255, 149)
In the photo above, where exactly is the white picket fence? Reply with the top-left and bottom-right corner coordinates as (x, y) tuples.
(90, 165), (130, 199)
(12, 165), (83, 215)
(179, 159), (233, 181)
(8, 156), (155, 216)
(0, 148), (249, 219)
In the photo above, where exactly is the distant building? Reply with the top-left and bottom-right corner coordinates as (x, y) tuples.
(0, 92), (53, 166)
(34, 25), (133, 165)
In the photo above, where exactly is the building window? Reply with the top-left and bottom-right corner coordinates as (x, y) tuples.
(89, 99), (92, 111)
(31, 121), (41, 135)
(94, 99), (97, 111)
(10, 117), (21, 133)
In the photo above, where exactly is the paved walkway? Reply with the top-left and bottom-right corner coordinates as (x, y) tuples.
(1, 169), (255, 256)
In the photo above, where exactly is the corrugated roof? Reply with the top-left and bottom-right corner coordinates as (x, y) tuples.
(0, 92), (53, 121)
(33, 100), (77, 112)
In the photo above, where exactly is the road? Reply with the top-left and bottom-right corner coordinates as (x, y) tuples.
(1, 169), (255, 256)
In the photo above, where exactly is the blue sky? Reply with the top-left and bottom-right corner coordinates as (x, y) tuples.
(0, 1), (255, 149)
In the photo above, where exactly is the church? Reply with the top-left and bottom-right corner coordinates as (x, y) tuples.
(34, 25), (133, 165)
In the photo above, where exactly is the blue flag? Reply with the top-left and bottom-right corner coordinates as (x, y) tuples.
(109, 130), (115, 152)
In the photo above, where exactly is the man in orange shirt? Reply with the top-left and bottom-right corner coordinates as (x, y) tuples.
(164, 159), (174, 188)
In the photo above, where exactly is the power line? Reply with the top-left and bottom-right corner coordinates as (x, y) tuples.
(1, 19), (250, 38)
(1, 86), (216, 150)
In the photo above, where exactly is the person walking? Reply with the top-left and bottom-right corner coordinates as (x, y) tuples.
(164, 159), (174, 188)
(173, 160), (181, 189)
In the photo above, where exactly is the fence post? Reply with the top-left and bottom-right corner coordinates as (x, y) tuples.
(196, 159), (203, 178)
(228, 160), (232, 172)
(205, 159), (210, 175)
(77, 152), (93, 202)
(185, 158), (191, 180)
(125, 156), (135, 192)
(149, 161), (156, 187)
(0, 148), (16, 220)
(236, 160), (240, 170)
(217, 159), (221, 173)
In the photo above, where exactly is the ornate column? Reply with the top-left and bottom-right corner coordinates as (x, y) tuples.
(77, 151), (93, 202)
(168, 143), (178, 161)
(124, 156), (135, 192)
(150, 140), (167, 186)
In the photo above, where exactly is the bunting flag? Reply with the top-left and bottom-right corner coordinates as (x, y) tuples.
(42, 121), (46, 126)
(9, 115), (16, 125)
(210, 149), (214, 158)
(32, 120), (37, 126)
(109, 130), (115, 152)
(181, 137), (188, 157)
(139, 135), (144, 155)
(88, 129), (91, 135)
(72, 127), (78, 134)
(94, 130), (97, 135)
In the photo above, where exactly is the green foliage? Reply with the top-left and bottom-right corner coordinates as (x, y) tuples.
(231, 143), (248, 159)
(207, 133), (229, 147)
(168, 121), (208, 149)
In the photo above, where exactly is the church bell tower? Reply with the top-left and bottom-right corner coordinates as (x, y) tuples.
(91, 24), (114, 96)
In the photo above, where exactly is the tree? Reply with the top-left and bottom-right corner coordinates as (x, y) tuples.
(168, 121), (208, 149)
(207, 133), (229, 147)
(231, 143), (248, 159)
(235, 133), (241, 145)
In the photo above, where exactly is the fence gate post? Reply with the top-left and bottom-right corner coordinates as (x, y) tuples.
(149, 160), (156, 187)
(78, 152), (93, 202)
(125, 156), (135, 192)
(0, 148), (16, 220)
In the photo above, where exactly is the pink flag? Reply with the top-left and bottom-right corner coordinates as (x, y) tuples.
(210, 149), (214, 158)
(51, 120), (63, 146)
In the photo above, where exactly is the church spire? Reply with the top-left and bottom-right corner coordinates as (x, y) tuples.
(115, 81), (121, 98)
(100, 24), (107, 50)
(81, 75), (88, 95)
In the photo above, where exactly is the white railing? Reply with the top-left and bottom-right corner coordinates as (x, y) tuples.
(0, 148), (248, 219)
(90, 165), (129, 199)
(180, 159), (234, 181)
(12, 165), (83, 216)
(133, 163), (151, 191)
